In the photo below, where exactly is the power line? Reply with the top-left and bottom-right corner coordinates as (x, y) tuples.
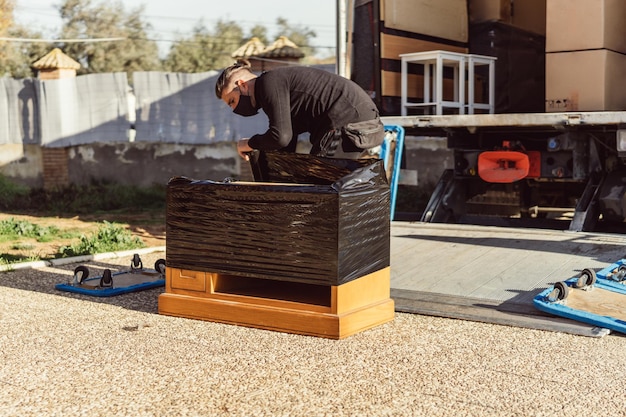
(0, 37), (126, 43)
(13, 4), (336, 48)
(0, 36), (336, 51)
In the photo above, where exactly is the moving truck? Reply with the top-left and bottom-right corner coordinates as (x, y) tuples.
(352, 0), (626, 231)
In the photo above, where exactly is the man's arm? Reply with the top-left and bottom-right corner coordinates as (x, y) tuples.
(248, 75), (294, 150)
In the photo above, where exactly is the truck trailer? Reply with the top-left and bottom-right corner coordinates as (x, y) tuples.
(351, 0), (626, 232)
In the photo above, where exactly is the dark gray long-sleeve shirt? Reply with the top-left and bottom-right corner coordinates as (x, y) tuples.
(247, 66), (379, 152)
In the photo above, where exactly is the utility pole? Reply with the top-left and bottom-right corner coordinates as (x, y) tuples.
(336, 0), (347, 77)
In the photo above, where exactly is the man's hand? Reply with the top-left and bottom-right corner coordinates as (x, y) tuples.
(237, 138), (254, 161)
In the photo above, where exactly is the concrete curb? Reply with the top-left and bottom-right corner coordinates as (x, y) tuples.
(0, 246), (166, 273)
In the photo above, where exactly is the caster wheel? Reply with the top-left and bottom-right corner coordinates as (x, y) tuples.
(574, 268), (596, 288)
(548, 281), (569, 302)
(617, 265), (626, 282)
(100, 269), (113, 287)
(131, 254), (143, 270)
(73, 265), (89, 284)
(154, 259), (166, 275)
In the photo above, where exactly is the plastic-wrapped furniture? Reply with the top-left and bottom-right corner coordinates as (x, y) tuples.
(159, 151), (394, 339)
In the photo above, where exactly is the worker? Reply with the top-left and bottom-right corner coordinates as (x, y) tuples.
(215, 60), (385, 160)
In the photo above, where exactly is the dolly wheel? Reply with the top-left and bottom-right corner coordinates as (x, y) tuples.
(548, 281), (569, 302)
(100, 269), (113, 287)
(154, 259), (166, 275)
(617, 265), (626, 282)
(574, 268), (596, 288)
(131, 254), (143, 270)
(73, 265), (89, 284)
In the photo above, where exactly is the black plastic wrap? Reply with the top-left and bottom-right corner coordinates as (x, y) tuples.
(166, 152), (390, 286)
(248, 150), (382, 184)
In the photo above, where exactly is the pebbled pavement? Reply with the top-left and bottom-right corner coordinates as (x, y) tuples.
(1, 251), (625, 417)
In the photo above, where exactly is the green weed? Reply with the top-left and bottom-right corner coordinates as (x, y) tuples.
(0, 218), (60, 242)
(0, 257), (15, 272)
(58, 221), (145, 258)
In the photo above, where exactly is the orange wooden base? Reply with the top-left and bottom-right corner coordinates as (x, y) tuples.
(158, 267), (394, 339)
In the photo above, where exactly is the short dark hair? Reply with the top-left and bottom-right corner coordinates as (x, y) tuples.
(215, 60), (253, 99)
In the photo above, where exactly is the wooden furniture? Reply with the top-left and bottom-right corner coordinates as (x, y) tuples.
(400, 50), (496, 115)
(158, 153), (394, 339)
(159, 267), (394, 339)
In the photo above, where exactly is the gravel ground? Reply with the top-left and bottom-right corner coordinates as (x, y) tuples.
(1, 250), (626, 417)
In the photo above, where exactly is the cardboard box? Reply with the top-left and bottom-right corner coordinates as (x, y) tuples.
(546, 0), (626, 54)
(546, 49), (626, 112)
(469, 0), (511, 23)
(380, 33), (467, 61)
(166, 152), (390, 286)
(382, 0), (468, 43)
(470, 21), (546, 113)
(469, 0), (546, 35)
(380, 33), (469, 102)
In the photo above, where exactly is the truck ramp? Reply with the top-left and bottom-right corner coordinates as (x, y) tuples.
(390, 222), (626, 337)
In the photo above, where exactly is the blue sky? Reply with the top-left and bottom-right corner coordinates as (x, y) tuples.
(13, 0), (338, 58)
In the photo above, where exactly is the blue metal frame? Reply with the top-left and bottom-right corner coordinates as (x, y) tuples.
(55, 271), (165, 297)
(381, 125), (405, 221)
(533, 271), (626, 335)
(596, 259), (626, 291)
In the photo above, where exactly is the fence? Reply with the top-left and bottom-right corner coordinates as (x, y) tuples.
(0, 70), (272, 148)
(0, 64), (442, 193)
(0, 68), (315, 188)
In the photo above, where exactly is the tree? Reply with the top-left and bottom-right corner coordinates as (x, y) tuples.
(274, 17), (317, 59)
(2, 28), (52, 79)
(0, 0), (13, 39)
(163, 17), (318, 72)
(0, 0), (53, 78)
(1, 1), (322, 78)
(163, 20), (244, 73)
(249, 25), (269, 45)
(58, 0), (162, 75)
(0, 0), (17, 75)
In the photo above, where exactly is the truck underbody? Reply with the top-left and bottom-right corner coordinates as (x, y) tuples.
(382, 112), (626, 232)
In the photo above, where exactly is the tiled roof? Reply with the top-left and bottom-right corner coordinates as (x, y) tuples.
(32, 48), (81, 70)
(232, 36), (304, 59)
(231, 37), (267, 59)
(259, 36), (304, 59)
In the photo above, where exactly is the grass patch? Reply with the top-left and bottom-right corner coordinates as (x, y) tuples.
(0, 253), (41, 263)
(0, 177), (165, 266)
(0, 176), (166, 215)
(58, 221), (145, 258)
(0, 218), (145, 265)
(11, 242), (35, 251)
(0, 218), (63, 243)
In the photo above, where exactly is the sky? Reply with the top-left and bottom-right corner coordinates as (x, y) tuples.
(12, 0), (338, 58)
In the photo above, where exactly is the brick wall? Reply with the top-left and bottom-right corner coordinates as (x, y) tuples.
(42, 147), (69, 189)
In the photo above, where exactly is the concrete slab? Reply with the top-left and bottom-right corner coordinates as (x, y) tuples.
(390, 222), (626, 336)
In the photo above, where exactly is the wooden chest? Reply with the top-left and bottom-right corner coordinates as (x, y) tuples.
(159, 152), (394, 338)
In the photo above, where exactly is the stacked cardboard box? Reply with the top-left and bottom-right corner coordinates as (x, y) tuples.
(468, 0), (547, 113)
(545, 0), (626, 111)
(469, 0), (546, 36)
(382, 0), (470, 114)
(360, 0), (470, 115)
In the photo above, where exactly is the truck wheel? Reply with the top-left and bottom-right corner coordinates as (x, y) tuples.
(574, 268), (596, 288)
